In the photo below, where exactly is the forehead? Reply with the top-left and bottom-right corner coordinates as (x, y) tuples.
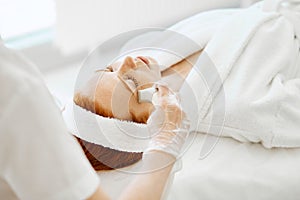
(95, 71), (121, 96)
(94, 71), (135, 118)
(95, 71), (132, 103)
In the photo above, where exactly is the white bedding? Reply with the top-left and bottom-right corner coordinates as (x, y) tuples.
(168, 134), (300, 200)
(98, 134), (300, 200)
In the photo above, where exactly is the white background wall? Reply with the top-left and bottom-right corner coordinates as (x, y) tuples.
(55, 0), (241, 54)
(240, 0), (261, 7)
(0, 0), (55, 40)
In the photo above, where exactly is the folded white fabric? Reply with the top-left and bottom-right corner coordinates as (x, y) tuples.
(62, 100), (150, 152)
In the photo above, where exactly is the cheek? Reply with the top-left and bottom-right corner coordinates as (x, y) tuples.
(111, 81), (133, 120)
(129, 95), (154, 123)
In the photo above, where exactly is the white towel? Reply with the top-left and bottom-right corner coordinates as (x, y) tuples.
(62, 100), (150, 152)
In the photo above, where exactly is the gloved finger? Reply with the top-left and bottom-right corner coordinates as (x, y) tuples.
(155, 84), (170, 97)
(154, 84), (180, 107)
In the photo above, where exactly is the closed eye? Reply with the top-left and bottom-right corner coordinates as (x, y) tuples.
(106, 66), (114, 72)
(124, 75), (139, 87)
(94, 66), (113, 73)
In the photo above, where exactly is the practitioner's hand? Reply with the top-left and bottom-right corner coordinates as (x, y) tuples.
(145, 84), (190, 158)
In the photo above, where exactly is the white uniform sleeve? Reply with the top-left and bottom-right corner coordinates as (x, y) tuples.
(0, 78), (99, 200)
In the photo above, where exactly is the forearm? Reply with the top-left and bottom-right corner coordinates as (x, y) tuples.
(161, 51), (202, 91)
(118, 85), (189, 200)
(118, 151), (176, 200)
(87, 187), (111, 200)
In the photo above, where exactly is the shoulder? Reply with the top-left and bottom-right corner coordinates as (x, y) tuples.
(0, 45), (44, 110)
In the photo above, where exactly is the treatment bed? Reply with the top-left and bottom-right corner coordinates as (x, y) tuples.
(97, 133), (300, 199)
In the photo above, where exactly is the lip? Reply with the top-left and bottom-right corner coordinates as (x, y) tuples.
(136, 56), (150, 65)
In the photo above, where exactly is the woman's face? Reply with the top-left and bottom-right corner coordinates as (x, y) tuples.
(78, 56), (161, 123)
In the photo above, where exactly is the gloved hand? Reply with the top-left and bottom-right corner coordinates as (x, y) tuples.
(144, 84), (190, 158)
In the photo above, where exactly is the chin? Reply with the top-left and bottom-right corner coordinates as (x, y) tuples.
(130, 106), (153, 124)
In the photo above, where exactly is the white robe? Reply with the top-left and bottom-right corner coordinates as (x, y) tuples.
(124, 0), (300, 148)
(184, 0), (300, 148)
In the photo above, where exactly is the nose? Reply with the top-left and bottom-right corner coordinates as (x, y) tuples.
(119, 56), (137, 73)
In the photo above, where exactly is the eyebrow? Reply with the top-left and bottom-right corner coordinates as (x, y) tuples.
(94, 68), (111, 73)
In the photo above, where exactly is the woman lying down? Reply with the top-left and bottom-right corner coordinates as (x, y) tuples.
(64, 0), (300, 198)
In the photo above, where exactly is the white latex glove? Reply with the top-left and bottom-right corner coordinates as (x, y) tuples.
(145, 84), (190, 158)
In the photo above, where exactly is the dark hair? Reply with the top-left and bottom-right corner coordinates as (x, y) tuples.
(73, 92), (143, 171)
(76, 137), (142, 171)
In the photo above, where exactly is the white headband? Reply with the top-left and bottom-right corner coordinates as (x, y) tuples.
(62, 100), (150, 152)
